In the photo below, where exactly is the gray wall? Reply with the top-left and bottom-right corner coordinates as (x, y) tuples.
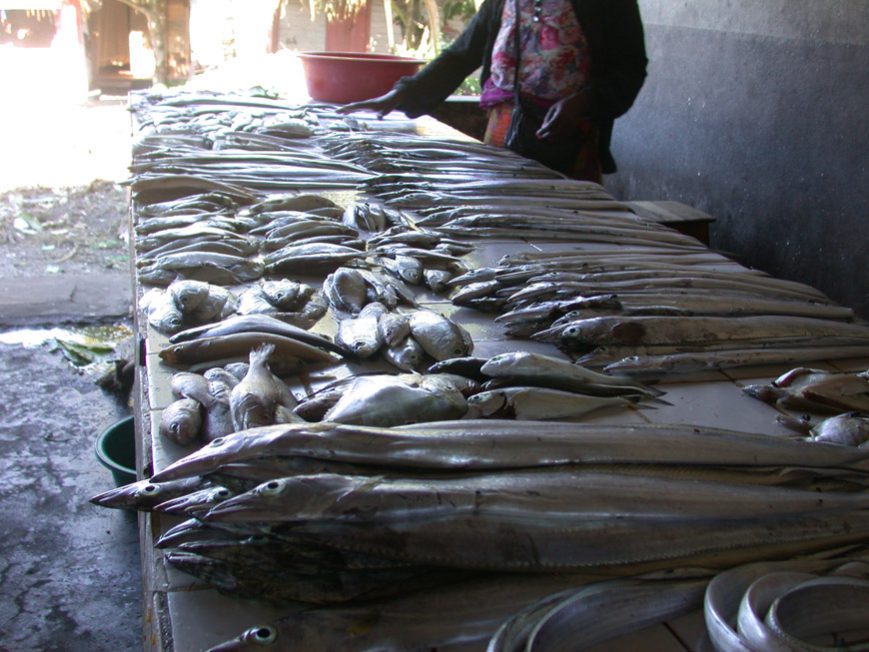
(606, 1), (869, 318)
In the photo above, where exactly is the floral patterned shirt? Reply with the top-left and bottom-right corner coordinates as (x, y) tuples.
(480, 0), (591, 108)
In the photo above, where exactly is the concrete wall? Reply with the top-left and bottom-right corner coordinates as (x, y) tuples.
(606, 1), (869, 318)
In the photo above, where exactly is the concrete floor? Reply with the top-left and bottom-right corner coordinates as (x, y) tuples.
(0, 264), (140, 651)
(0, 339), (142, 651)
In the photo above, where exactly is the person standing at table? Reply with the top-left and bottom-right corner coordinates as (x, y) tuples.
(340, 0), (647, 182)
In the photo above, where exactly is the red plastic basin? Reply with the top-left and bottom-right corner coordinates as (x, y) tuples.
(298, 51), (424, 104)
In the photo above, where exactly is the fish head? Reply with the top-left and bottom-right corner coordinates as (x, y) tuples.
(90, 480), (163, 509)
(466, 391), (507, 417)
(170, 280), (210, 311)
(149, 432), (248, 482)
(207, 625), (278, 651)
(203, 477), (293, 523)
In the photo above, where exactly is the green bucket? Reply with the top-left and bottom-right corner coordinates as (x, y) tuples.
(95, 416), (137, 486)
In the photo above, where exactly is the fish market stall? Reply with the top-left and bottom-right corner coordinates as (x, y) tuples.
(95, 89), (869, 652)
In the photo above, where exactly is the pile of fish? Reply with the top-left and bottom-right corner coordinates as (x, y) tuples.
(446, 248), (869, 376)
(118, 90), (869, 650)
(320, 132), (564, 180)
(141, 279), (237, 334)
(160, 342), (309, 445)
(743, 366), (869, 446)
(92, 417), (869, 649)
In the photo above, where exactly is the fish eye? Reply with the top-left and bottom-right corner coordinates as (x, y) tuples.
(260, 480), (284, 496)
(245, 625), (277, 645)
(215, 488), (231, 499)
(142, 484), (159, 494)
(210, 438), (225, 446)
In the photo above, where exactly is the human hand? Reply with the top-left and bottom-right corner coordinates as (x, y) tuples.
(535, 90), (590, 140)
(337, 88), (406, 118)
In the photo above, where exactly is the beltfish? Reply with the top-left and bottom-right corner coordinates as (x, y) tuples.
(89, 477), (208, 511)
(150, 419), (869, 484)
(207, 573), (604, 652)
(488, 577), (708, 652)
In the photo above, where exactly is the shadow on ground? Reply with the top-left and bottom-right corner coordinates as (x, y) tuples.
(0, 344), (141, 651)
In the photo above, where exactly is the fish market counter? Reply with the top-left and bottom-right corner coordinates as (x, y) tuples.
(121, 90), (869, 652)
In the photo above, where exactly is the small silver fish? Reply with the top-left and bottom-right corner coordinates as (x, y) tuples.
(160, 397), (202, 445)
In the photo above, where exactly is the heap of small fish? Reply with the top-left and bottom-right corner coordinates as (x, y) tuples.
(743, 366), (869, 447)
(160, 343), (310, 446)
(445, 248), (869, 376)
(141, 279), (237, 334)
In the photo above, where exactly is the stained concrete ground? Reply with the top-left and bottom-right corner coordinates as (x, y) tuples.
(0, 95), (143, 651)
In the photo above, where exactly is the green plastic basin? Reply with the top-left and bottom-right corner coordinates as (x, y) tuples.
(95, 416), (136, 486)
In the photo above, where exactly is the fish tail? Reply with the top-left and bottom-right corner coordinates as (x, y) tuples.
(250, 343), (276, 366)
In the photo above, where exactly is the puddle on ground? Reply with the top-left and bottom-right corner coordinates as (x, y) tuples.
(0, 324), (133, 368)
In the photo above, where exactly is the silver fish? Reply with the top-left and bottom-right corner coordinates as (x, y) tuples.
(322, 374), (467, 426)
(159, 397), (202, 445)
(150, 419), (869, 484)
(408, 308), (473, 361)
(159, 332), (340, 369)
(743, 367), (869, 414)
(230, 344), (297, 430)
(170, 313), (346, 356)
(146, 291), (185, 334)
(237, 286), (279, 315)
(89, 477), (208, 511)
(170, 371), (211, 403)
(377, 311), (411, 347)
(465, 386), (636, 420)
(382, 335), (425, 372)
(167, 279), (211, 313)
(323, 267), (369, 314)
(480, 351), (661, 398)
(424, 268), (453, 293)
(202, 375), (235, 442)
(336, 311), (382, 359)
(489, 577), (708, 652)
(259, 279), (308, 310)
